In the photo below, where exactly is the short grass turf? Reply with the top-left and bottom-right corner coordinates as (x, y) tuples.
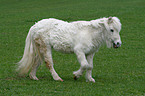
(0, 0), (145, 95)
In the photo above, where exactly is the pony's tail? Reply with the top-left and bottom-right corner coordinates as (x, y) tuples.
(16, 29), (35, 75)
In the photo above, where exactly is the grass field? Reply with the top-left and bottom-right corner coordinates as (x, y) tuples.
(0, 0), (145, 95)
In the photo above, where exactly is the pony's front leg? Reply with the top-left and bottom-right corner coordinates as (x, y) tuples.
(73, 50), (90, 80)
(85, 53), (95, 82)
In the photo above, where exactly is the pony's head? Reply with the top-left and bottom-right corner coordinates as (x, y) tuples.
(103, 17), (122, 48)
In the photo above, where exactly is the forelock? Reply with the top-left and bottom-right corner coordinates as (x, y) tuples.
(112, 17), (122, 32)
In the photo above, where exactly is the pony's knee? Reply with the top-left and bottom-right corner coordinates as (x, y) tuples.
(81, 63), (93, 70)
(45, 59), (52, 70)
(88, 65), (93, 70)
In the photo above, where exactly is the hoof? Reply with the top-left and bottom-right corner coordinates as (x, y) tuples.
(59, 78), (64, 82)
(54, 78), (64, 82)
(73, 76), (77, 80)
(30, 76), (39, 80)
(86, 78), (95, 83)
(29, 74), (39, 80)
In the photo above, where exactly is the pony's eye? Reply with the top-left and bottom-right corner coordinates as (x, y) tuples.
(110, 29), (114, 32)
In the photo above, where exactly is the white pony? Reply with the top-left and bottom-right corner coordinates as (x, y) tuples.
(17, 17), (122, 82)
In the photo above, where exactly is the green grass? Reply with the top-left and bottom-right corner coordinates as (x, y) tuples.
(0, 0), (145, 95)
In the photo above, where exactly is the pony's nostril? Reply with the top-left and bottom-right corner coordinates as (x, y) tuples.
(117, 42), (120, 45)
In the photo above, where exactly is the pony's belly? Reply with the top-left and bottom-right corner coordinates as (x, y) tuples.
(52, 44), (74, 53)
(50, 40), (74, 53)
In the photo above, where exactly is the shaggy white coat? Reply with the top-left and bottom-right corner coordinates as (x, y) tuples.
(17, 17), (122, 82)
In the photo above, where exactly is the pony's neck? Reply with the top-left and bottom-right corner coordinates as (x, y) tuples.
(91, 27), (106, 48)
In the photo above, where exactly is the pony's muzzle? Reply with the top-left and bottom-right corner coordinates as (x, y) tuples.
(113, 42), (121, 48)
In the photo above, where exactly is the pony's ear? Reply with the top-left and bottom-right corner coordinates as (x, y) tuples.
(108, 17), (113, 24)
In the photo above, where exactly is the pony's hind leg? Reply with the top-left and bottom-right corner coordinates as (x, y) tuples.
(39, 37), (63, 81)
(29, 39), (43, 80)
(29, 56), (40, 80)
(44, 54), (63, 81)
